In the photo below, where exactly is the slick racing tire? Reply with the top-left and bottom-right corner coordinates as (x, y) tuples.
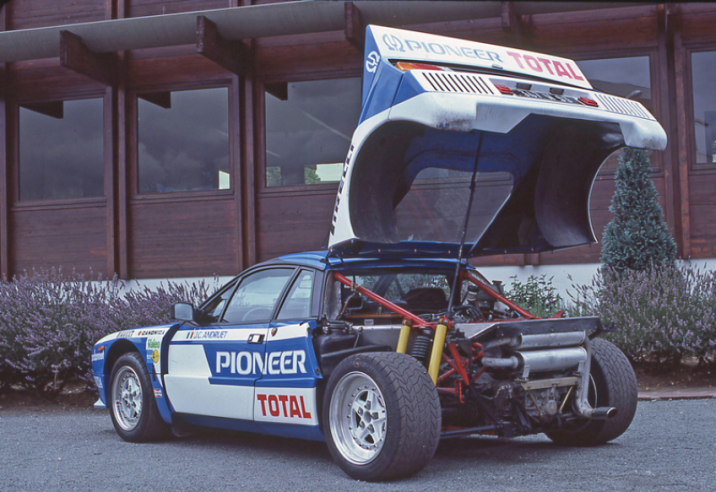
(109, 352), (170, 442)
(323, 352), (441, 481)
(547, 338), (638, 446)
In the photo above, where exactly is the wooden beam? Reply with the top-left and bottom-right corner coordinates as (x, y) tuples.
(20, 101), (64, 119)
(265, 82), (288, 101)
(657, 3), (680, 251)
(501, 1), (523, 46)
(673, 26), (691, 258)
(196, 15), (252, 76)
(0, 65), (7, 278)
(59, 30), (118, 86)
(139, 91), (171, 109)
(344, 2), (364, 52)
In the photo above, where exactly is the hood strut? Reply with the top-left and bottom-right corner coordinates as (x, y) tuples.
(447, 131), (485, 317)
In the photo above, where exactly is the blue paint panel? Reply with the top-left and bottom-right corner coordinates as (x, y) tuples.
(180, 414), (325, 442)
(358, 61), (404, 124)
(392, 70), (428, 107)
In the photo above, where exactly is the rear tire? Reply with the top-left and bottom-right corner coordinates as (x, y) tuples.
(547, 338), (638, 446)
(109, 352), (170, 442)
(323, 352), (441, 481)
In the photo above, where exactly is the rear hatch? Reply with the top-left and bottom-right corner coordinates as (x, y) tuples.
(327, 25), (666, 258)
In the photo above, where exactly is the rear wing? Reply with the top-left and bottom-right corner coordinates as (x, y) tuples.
(327, 26), (666, 258)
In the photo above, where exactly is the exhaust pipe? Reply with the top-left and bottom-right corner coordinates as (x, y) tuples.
(482, 347), (588, 374)
(590, 406), (618, 420)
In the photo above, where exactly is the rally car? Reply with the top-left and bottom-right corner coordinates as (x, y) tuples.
(92, 26), (666, 481)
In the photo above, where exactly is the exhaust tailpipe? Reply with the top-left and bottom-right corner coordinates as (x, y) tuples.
(590, 406), (618, 420)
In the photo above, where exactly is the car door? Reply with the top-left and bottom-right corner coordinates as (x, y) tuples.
(164, 267), (296, 420)
(254, 269), (322, 430)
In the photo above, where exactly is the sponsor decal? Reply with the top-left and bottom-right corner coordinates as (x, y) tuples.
(505, 51), (584, 81)
(152, 350), (160, 364)
(382, 33), (404, 52)
(116, 330), (134, 338)
(154, 388), (162, 399)
(136, 328), (167, 337)
(146, 339), (161, 350)
(381, 32), (503, 63)
(215, 350), (307, 376)
(92, 352), (104, 362)
(187, 330), (228, 340)
(365, 51), (380, 73)
(93, 376), (103, 389)
(256, 394), (312, 420)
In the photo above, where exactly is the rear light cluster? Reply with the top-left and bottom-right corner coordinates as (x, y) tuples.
(395, 62), (445, 72)
(578, 96), (599, 107)
(494, 85), (513, 95)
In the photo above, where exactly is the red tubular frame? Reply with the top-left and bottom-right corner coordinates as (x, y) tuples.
(332, 272), (433, 328)
(462, 271), (536, 319)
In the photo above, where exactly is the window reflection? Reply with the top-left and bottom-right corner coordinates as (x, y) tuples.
(576, 56), (652, 172)
(19, 98), (104, 201)
(137, 87), (229, 193)
(265, 78), (362, 187)
(691, 51), (716, 165)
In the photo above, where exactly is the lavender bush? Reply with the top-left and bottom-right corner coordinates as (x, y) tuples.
(0, 268), (217, 397)
(569, 265), (716, 366)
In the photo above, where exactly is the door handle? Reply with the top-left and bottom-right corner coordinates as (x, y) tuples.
(248, 333), (265, 344)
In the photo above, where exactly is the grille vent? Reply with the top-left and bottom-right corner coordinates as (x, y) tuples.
(421, 72), (494, 95)
(594, 94), (653, 120)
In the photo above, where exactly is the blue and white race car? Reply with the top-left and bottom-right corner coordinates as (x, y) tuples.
(92, 26), (666, 481)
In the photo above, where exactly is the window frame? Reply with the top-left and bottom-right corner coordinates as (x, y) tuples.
(569, 47), (663, 177)
(220, 265), (298, 325)
(257, 72), (362, 194)
(11, 90), (109, 208)
(684, 44), (716, 172)
(129, 80), (235, 201)
(275, 268), (316, 321)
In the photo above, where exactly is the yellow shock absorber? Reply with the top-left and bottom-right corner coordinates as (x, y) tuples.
(396, 319), (411, 354)
(428, 320), (448, 385)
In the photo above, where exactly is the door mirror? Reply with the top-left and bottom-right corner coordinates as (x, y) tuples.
(171, 302), (195, 322)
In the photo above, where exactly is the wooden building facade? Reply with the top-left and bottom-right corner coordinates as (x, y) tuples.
(0, 1), (715, 280)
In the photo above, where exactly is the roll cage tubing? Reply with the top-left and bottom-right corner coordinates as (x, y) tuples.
(332, 270), (536, 330)
(333, 270), (541, 390)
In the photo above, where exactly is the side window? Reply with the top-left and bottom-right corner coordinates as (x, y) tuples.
(200, 280), (237, 322)
(222, 269), (295, 324)
(276, 270), (315, 320)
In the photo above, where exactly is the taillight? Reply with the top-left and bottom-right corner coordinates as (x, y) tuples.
(395, 62), (445, 72)
(494, 85), (513, 95)
(578, 97), (599, 107)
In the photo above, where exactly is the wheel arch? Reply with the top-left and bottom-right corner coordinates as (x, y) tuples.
(105, 339), (144, 378)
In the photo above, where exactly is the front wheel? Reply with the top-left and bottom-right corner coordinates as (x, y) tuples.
(323, 352), (441, 481)
(109, 352), (169, 442)
(547, 338), (638, 446)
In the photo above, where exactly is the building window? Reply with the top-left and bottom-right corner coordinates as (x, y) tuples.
(691, 51), (716, 166)
(19, 98), (104, 201)
(576, 56), (653, 172)
(265, 78), (362, 187)
(137, 87), (229, 194)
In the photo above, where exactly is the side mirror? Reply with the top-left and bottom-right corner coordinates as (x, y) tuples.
(171, 302), (195, 322)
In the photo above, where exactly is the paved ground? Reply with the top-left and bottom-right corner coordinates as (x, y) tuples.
(0, 399), (714, 492)
(638, 387), (716, 400)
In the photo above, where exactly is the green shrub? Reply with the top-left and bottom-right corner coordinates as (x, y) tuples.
(505, 274), (564, 318)
(601, 148), (676, 272)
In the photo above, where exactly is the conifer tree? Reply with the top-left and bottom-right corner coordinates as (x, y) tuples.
(600, 147), (677, 272)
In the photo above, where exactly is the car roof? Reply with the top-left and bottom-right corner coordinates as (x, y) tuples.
(267, 250), (468, 273)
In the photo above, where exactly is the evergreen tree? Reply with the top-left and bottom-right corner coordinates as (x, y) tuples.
(601, 147), (677, 272)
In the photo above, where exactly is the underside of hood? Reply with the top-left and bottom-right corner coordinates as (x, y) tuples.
(326, 26), (667, 259)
